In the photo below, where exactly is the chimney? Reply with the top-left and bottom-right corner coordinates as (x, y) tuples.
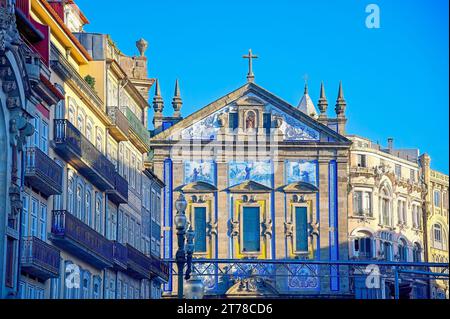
(387, 138), (394, 151)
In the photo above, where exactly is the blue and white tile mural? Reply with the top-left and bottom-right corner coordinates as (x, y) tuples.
(184, 161), (216, 185)
(229, 161), (272, 187)
(285, 160), (317, 186)
(181, 106), (235, 140)
(267, 106), (320, 141)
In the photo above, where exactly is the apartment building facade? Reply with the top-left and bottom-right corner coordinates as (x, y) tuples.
(1, 0), (167, 299)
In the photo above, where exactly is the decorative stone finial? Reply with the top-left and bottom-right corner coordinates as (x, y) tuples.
(172, 79), (183, 118)
(153, 79), (164, 113)
(136, 38), (148, 57)
(318, 81), (328, 117)
(335, 81), (347, 118)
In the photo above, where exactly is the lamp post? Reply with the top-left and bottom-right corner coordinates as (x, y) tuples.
(175, 193), (188, 299)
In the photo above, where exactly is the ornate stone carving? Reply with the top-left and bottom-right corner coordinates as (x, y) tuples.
(262, 219), (273, 238)
(229, 219), (240, 237)
(206, 221), (218, 238)
(284, 221), (294, 238)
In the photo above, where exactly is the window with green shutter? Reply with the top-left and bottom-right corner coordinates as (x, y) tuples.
(194, 207), (207, 252)
(243, 207), (260, 252)
(295, 206), (308, 252)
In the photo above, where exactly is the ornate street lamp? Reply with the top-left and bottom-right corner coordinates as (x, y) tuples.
(175, 192), (199, 299)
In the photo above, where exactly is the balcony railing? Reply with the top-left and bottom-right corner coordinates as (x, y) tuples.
(150, 254), (170, 282)
(51, 210), (113, 269)
(107, 106), (129, 142)
(125, 244), (153, 280)
(107, 173), (128, 205)
(53, 119), (116, 191)
(25, 147), (63, 197)
(21, 237), (61, 280)
(126, 107), (150, 152)
(112, 241), (128, 271)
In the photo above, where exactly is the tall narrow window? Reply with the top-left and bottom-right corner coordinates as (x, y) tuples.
(194, 207), (207, 253)
(395, 164), (402, 178)
(33, 116), (40, 147)
(39, 204), (47, 240)
(22, 195), (29, 237)
(85, 190), (92, 226)
(433, 224), (442, 249)
(263, 113), (271, 134)
(295, 206), (308, 252)
(76, 184), (83, 220)
(357, 154), (366, 168)
(398, 239), (408, 262)
(434, 190), (441, 207)
(229, 112), (238, 131)
(242, 207), (260, 252)
(67, 175), (74, 213)
(31, 198), (39, 237)
(413, 243), (421, 262)
(95, 197), (102, 233)
(5, 238), (15, 288)
(41, 121), (49, 154)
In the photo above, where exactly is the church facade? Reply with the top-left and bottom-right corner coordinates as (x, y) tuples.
(149, 67), (354, 297)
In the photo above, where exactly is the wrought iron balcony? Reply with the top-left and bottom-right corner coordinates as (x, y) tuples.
(112, 241), (128, 271)
(51, 210), (113, 269)
(53, 119), (116, 191)
(126, 107), (150, 153)
(107, 106), (129, 142)
(107, 173), (128, 205)
(21, 237), (61, 281)
(125, 244), (153, 280)
(150, 254), (170, 283)
(25, 147), (63, 197)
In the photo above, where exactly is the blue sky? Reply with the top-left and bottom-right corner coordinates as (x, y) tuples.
(77, 0), (449, 173)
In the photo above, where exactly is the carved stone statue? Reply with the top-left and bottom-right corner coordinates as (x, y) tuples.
(245, 111), (256, 130)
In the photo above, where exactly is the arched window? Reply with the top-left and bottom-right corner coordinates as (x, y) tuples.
(93, 276), (101, 299)
(76, 183), (83, 220)
(96, 128), (103, 153)
(383, 241), (393, 261)
(398, 238), (408, 262)
(68, 104), (76, 124)
(86, 118), (93, 142)
(380, 186), (392, 226)
(353, 235), (372, 259)
(76, 111), (85, 134)
(413, 243), (421, 262)
(85, 189), (92, 226)
(432, 223), (447, 250)
(95, 195), (102, 233)
(67, 173), (75, 214)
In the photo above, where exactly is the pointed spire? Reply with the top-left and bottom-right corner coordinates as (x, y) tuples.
(152, 79), (164, 114)
(172, 79), (183, 118)
(335, 81), (347, 118)
(317, 81), (328, 118)
(297, 79), (318, 118)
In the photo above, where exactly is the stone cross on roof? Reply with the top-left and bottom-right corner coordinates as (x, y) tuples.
(243, 49), (258, 83)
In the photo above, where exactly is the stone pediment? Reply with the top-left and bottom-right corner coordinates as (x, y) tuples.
(176, 181), (217, 193)
(227, 180), (272, 193)
(280, 181), (319, 193)
(150, 82), (351, 145)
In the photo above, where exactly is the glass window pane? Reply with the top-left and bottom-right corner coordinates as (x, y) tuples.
(295, 206), (308, 252)
(194, 207), (207, 252)
(243, 207), (260, 252)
